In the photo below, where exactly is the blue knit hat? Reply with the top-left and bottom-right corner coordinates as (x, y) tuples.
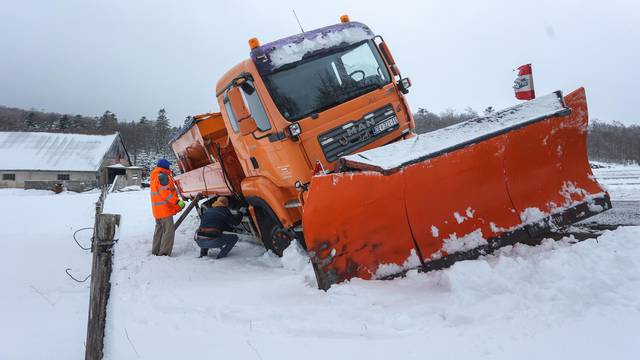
(157, 158), (171, 169)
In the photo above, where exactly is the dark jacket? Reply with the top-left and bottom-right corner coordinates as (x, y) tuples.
(199, 206), (243, 232)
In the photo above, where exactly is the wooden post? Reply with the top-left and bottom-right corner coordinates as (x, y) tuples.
(85, 213), (120, 360)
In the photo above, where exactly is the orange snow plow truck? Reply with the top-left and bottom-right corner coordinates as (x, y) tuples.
(171, 16), (611, 289)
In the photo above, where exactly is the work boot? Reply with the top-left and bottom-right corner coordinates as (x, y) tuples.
(216, 246), (231, 259)
(200, 248), (208, 258)
(216, 237), (238, 259)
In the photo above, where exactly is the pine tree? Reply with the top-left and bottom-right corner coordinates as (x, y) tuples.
(183, 115), (193, 128)
(483, 106), (495, 116)
(24, 112), (36, 129)
(155, 108), (170, 152)
(135, 116), (151, 153)
(98, 110), (118, 132)
(58, 114), (70, 130)
(156, 109), (169, 128)
(72, 115), (84, 132)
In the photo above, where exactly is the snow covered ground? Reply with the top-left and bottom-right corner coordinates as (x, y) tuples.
(592, 163), (640, 201)
(100, 164), (640, 359)
(0, 189), (97, 359)
(2, 164), (639, 359)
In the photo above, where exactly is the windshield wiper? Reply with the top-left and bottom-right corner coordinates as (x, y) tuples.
(291, 83), (385, 121)
(337, 83), (383, 102)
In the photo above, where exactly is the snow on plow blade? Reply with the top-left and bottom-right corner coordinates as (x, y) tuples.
(303, 88), (611, 290)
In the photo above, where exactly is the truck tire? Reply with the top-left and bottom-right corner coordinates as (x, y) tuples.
(249, 199), (293, 256)
(269, 226), (296, 256)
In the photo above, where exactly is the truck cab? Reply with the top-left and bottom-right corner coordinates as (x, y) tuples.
(174, 16), (414, 254)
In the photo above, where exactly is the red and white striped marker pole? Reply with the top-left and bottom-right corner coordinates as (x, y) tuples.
(513, 64), (535, 100)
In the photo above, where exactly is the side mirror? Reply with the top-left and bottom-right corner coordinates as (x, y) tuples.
(238, 117), (258, 136)
(227, 87), (251, 121)
(378, 41), (398, 76)
(228, 86), (259, 136)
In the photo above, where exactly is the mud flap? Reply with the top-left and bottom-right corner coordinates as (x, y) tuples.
(303, 88), (611, 289)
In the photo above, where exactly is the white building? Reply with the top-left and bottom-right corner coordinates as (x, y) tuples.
(0, 131), (142, 191)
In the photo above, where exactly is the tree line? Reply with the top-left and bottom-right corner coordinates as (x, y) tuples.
(1, 105), (638, 166)
(412, 106), (640, 164)
(0, 105), (184, 170)
(587, 121), (640, 164)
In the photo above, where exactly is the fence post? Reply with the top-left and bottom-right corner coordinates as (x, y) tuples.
(85, 213), (120, 360)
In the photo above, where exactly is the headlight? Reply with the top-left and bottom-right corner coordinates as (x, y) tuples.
(289, 123), (302, 137)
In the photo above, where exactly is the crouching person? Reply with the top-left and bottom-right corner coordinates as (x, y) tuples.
(196, 196), (244, 258)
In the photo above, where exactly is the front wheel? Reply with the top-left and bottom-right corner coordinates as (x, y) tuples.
(251, 201), (293, 256)
(268, 226), (296, 256)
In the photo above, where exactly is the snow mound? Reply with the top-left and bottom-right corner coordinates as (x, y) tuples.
(442, 228), (488, 254)
(375, 249), (421, 278)
(520, 207), (547, 223)
(281, 240), (311, 272)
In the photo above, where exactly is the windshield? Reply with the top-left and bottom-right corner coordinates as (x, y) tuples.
(263, 41), (391, 121)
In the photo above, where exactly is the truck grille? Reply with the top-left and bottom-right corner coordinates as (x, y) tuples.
(318, 105), (399, 162)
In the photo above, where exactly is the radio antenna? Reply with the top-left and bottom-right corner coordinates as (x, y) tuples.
(292, 9), (305, 34)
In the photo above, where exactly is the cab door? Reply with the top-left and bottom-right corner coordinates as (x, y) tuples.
(223, 80), (290, 183)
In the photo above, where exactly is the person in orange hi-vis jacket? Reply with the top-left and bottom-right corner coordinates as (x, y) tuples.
(149, 158), (185, 256)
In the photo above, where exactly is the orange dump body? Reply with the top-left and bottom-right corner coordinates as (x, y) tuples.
(171, 112), (245, 199)
(303, 88), (611, 289)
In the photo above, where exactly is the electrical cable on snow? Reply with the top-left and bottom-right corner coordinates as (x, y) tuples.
(65, 268), (91, 283)
(124, 327), (140, 358)
(73, 227), (94, 250)
(66, 227), (94, 282)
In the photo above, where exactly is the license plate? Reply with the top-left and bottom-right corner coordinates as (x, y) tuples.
(373, 116), (398, 135)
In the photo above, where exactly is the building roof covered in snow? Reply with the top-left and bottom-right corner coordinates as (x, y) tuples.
(0, 131), (127, 172)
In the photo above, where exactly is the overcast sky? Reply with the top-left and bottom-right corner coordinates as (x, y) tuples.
(1, 0), (638, 126)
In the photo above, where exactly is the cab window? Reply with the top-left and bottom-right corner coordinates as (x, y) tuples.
(240, 80), (271, 132)
(223, 93), (239, 133)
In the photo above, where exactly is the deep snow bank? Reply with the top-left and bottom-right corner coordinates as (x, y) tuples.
(2, 170), (636, 360)
(0, 189), (95, 359)
(102, 189), (640, 360)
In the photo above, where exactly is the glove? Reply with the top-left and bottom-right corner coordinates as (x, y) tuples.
(177, 200), (186, 209)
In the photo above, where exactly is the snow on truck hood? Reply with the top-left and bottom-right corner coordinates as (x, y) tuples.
(341, 91), (570, 171)
(250, 22), (374, 74)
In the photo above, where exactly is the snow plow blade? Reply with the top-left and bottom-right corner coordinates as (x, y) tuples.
(303, 88), (611, 290)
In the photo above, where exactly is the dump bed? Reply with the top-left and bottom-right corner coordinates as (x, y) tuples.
(170, 112), (243, 199)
